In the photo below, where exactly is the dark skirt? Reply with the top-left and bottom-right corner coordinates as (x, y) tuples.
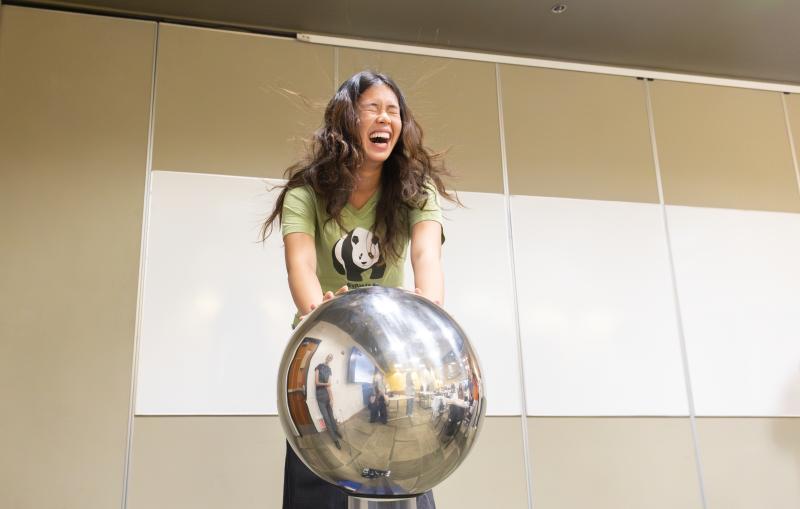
(283, 443), (436, 509)
(283, 443), (347, 509)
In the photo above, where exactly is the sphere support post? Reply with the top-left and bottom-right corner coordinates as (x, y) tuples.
(348, 497), (417, 509)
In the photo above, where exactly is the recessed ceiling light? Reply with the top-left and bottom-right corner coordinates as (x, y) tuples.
(551, 3), (567, 14)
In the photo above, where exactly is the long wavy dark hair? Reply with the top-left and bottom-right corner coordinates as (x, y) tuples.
(261, 70), (457, 262)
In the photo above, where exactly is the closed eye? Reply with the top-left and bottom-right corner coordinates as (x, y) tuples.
(359, 103), (380, 114)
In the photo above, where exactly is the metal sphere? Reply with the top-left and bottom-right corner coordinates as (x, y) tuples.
(277, 286), (485, 498)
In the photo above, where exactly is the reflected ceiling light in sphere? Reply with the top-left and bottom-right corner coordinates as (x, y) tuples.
(551, 3), (568, 14)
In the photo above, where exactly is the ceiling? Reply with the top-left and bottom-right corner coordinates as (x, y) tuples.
(14, 0), (800, 86)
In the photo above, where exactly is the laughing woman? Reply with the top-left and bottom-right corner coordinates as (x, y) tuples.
(262, 70), (455, 509)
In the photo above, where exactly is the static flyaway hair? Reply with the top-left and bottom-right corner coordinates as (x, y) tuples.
(261, 70), (457, 262)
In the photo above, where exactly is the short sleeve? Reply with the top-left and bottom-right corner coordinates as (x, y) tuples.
(281, 186), (317, 238)
(409, 184), (445, 242)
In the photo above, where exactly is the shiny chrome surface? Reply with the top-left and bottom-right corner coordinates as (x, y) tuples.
(277, 286), (485, 497)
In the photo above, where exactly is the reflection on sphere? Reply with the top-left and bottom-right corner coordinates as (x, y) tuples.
(277, 286), (485, 498)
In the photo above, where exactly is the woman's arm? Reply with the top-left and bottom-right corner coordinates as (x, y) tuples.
(284, 232), (323, 316)
(410, 220), (444, 305)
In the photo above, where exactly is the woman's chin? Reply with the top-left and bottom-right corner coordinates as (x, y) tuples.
(364, 154), (391, 168)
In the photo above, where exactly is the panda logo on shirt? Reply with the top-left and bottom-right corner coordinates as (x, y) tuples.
(332, 227), (386, 282)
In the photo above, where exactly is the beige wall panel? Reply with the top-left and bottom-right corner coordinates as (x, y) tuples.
(435, 417), (529, 508)
(698, 418), (800, 509)
(0, 6), (154, 509)
(786, 94), (800, 190)
(127, 416), (286, 509)
(128, 416), (527, 508)
(528, 417), (703, 509)
(153, 24), (333, 177)
(339, 49), (503, 193)
(500, 65), (658, 202)
(651, 81), (800, 211)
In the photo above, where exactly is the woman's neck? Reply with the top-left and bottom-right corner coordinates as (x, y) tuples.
(353, 164), (382, 197)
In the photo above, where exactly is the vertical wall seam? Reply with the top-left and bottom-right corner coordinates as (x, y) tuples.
(780, 94), (800, 201)
(121, 21), (160, 509)
(333, 46), (339, 92)
(643, 79), (709, 509)
(494, 63), (535, 509)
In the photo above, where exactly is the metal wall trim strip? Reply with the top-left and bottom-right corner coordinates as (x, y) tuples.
(495, 62), (535, 509)
(643, 79), (709, 509)
(121, 20), (160, 509)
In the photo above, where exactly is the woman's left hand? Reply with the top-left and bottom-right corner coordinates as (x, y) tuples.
(415, 287), (442, 307)
(323, 285), (349, 302)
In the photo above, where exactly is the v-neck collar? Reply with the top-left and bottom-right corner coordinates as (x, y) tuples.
(345, 188), (381, 215)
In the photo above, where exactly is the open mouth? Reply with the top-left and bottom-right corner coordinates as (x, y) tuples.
(368, 131), (391, 148)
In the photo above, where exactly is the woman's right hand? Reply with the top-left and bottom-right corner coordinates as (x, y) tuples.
(299, 285), (348, 321)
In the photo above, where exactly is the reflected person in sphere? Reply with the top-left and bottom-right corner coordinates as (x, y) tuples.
(262, 70), (456, 509)
(406, 371), (415, 417)
(369, 374), (388, 424)
(315, 354), (342, 449)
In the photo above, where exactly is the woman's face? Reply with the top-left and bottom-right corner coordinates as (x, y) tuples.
(356, 83), (402, 170)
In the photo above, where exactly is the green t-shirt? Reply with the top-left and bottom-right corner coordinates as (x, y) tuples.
(281, 185), (443, 293)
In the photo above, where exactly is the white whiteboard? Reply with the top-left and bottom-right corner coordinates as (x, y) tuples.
(513, 196), (689, 416)
(135, 171), (294, 414)
(135, 172), (522, 415)
(668, 205), (800, 416)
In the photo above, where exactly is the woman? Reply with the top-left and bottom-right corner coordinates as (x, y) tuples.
(262, 70), (455, 509)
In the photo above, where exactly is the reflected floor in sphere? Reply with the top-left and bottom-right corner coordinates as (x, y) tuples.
(295, 401), (475, 493)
